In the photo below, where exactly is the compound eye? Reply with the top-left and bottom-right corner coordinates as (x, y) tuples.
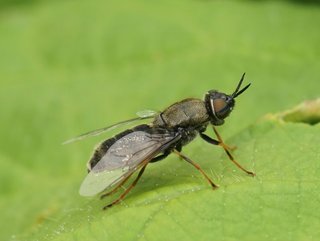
(212, 98), (227, 113)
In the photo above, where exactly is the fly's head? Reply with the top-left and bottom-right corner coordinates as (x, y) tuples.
(205, 73), (251, 126)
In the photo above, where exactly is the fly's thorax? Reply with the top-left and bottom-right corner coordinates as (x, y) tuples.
(152, 98), (210, 128)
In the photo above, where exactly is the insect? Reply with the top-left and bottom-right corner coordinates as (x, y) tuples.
(65, 73), (255, 209)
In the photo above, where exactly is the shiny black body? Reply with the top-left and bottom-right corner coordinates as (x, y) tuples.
(89, 73), (250, 172)
(77, 73), (254, 208)
(89, 98), (211, 170)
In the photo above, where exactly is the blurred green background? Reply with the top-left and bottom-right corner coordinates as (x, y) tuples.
(1, 0), (320, 240)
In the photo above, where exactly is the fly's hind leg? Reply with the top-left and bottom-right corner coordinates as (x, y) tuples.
(149, 152), (169, 163)
(100, 172), (135, 199)
(101, 153), (169, 200)
(103, 163), (148, 210)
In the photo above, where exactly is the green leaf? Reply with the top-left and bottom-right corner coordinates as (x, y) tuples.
(1, 0), (320, 241)
(7, 101), (320, 241)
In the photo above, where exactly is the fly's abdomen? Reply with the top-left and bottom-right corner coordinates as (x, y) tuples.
(87, 128), (135, 171)
(87, 124), (178, 172)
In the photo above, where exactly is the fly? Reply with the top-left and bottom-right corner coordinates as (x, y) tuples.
(65, 73), (255, 209)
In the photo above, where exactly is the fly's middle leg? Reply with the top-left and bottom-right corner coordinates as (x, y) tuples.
(173, 150), (219, 189)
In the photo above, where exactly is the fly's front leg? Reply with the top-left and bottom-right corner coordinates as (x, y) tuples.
(200, 128), (255, 177)
(200, 131), (235, 152)
(212, 127), (236, 151)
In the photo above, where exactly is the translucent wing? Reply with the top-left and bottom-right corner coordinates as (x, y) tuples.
(62, 110), (158, 144)
(79, 127), (180, 197)
(135, 110), (158, 118)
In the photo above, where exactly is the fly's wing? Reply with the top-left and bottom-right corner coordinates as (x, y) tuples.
(62, 110), (158, 144)
(79, 129), (180, 197)
(135, 110), (158, 118)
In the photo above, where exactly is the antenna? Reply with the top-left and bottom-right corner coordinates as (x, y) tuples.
(232, 73), (251, 98)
